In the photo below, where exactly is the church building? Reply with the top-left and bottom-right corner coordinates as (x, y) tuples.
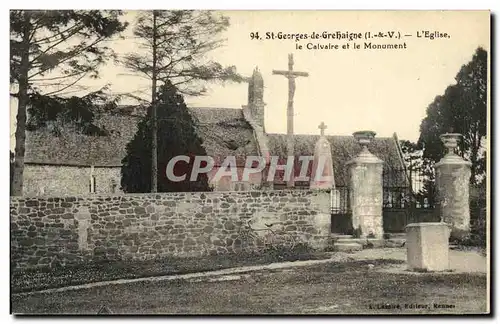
(23, 66), (408, 205)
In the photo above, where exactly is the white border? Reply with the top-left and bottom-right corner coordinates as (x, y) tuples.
(2, 1), (498, 323)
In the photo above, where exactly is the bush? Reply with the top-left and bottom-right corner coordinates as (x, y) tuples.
(466, 184), (487, 247)
(260, 242), (317, 262)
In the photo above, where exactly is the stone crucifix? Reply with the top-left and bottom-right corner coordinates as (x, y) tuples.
(273, 54), (309, 188)
(273, 54), (309, 137)
(318, 122), (327, 136)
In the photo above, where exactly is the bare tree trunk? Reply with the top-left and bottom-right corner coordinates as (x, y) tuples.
(12, 13), (31, 196)
(150, 10), (158, 193)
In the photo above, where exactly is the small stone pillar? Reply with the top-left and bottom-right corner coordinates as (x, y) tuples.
(346, 131), (384, 238)
(310, 190), (332, 250)
(310, 122), (335, 190)
(435, 133), (472, 240)
(406, 222), (451, 272)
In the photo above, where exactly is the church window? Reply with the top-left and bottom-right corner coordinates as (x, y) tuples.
(89, 175), (96, 193)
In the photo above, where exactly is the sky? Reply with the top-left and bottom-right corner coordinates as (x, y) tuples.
(10, 10), (490, 149)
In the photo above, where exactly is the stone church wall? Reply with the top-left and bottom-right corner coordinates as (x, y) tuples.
(23, 164), (123, 196)
(11, 190), (330, 271)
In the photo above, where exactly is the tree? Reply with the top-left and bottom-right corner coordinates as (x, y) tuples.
(122, 10), (243, 192)
(121, 81), (212, 193)
(10, 151), (15, 196)
(400, 140), (436, 207)
(10, 10), (128, 196)
(418, 47), (487, 184)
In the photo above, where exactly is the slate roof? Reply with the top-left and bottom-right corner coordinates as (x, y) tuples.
(187, 107), (259, 166)
(24, 110), (143, 167)
(24, 106), (259, 167)
(25, 106), (407, 187)
(266, 134), (407, 187)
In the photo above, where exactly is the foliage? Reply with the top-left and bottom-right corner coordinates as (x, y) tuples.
(418, 47), (487, 184)
(399, 140), (436, 206)
(459, 183), (487, 248)
(10, 10), (127, 95)
(26, 90), (118, 136)
(121, 81), (212, 192)
(260, 242), (316, 261)
(122, 10), (243, 101)
(10, 10), (128, 195)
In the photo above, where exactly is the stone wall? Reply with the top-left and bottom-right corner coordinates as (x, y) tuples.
(23, 164), (123, 196)
(11, 190), (330, 271)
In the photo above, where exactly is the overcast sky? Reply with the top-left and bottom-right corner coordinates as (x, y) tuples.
(10, 10), (490, 149)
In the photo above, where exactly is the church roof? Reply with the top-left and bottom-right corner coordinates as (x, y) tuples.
(25, 106), (407, 187)
(24, 110), (142, 167)
(24, 106), (259, 167)
(187, 107), (259, 166)
(267, 134), (407, 187)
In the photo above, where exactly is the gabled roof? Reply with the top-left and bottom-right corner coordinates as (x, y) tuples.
(24, 110), (142, 167)
(266, 134), (407, 187)
(187, 107), (259, 166)
(24, 106), (407, 188)
(24, 106), (260, 167)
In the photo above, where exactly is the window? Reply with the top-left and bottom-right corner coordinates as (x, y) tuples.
(89, 175), (96, 193)
(110, 179), (117, 193)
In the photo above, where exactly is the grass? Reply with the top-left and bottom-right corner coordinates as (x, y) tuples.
(11, 259), (488, 315)
(11, 243), (326, 294)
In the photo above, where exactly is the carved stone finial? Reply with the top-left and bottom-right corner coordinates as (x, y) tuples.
(440, 133), (461, 156)
(353, 130), (376, 153)
(436, 133), (471, 167)
(347, 130), (383, 165)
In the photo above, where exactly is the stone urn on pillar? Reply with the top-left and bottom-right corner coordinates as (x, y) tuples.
(435, 133), (472, 240)
(346, 131), (384, 238)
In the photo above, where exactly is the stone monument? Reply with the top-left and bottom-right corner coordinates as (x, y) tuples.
(406, 222), (451, 272)
(273, 54), (309, 188)
(310, 122), (335, 190)
(435, 133), (472, 240)
(346, 131), (384, 238)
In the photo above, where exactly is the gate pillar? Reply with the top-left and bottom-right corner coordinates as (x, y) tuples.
(346, 131), (384, 238)
(435, 133), (472, 240)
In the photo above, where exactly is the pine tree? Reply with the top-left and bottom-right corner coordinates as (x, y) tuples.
(121, 81), (211, 192)
(10, 10), (127, 195)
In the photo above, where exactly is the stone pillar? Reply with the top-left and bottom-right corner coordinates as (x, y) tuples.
(406, 222), (450, 272)
(310, 122), (334, 190)
(435, 133), (472, 240)
(346, 131), (384, 238)
(310, 190), (332, 249)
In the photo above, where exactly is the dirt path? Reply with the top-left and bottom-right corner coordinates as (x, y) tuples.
(348, 248), (487, 274)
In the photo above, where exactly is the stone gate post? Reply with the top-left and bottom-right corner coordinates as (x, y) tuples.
(435, 133), (472, 240)
(346, 131), (384, 238)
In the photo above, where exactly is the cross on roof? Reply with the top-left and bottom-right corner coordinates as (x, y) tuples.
(318, 122), (327, 136)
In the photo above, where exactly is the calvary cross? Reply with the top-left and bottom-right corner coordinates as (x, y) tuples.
(272, 53), (309, 136)
(273, 53), (309, 188)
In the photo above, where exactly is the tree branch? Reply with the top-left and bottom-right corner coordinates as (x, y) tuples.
(42, 71), (89, 96)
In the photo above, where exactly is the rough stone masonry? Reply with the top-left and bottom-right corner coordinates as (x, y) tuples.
(11, 190), (331, 271)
